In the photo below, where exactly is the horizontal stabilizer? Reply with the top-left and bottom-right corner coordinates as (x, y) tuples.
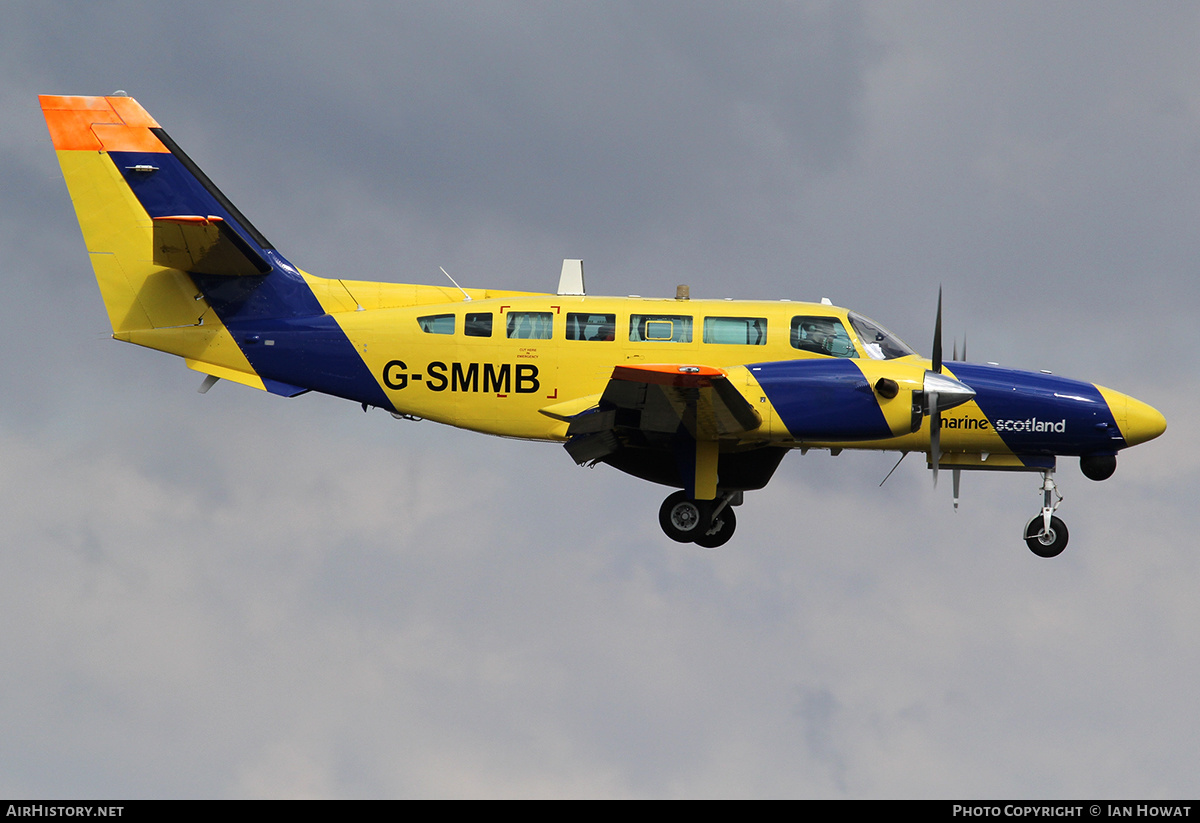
(184, 359), (308, 397)
(185, 358), (266, 391)
(153, 215), (271, 276)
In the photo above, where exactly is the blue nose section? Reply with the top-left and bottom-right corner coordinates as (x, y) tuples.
(948, 363), (1125, 455)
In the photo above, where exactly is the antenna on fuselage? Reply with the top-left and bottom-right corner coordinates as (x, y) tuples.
(439, 266), (471, 301)
(879, 452), (908, 487)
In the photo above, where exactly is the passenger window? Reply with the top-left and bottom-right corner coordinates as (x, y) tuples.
(418, 314), (455, 334)
(465, 312), (493, 338)
(703, 316), (767, 345)
(629, 314), (693, 343)
(790, 316), (857, 358)
(506, 311), (553, 340)
(566, 313), (616, 341)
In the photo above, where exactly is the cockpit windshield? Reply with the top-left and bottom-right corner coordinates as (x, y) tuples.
(847, 312), (916, 360)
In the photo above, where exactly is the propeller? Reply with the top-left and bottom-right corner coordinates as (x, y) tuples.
(924, 287), (975, 486)
(932, 289), (943, 373)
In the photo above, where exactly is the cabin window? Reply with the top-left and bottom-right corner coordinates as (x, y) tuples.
(629, 314), (693, 343)
(790, 316), (857, 358)
(506, 311), (553, 339)
(418, 314), (455, 334)
(465, 312), (493, 338)
(703, 316), (767, 345)
(566, 313), (616, 341)
(847, 312), (915, 360)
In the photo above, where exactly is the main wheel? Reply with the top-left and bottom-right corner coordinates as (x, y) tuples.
(694, 506), (736, 549)
(659, 491), (706, 543)
(1024, 515), (1069, 558)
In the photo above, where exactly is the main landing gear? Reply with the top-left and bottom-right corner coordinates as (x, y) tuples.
(1023, 469), (1068, 558)
(659, 490), (738, 548)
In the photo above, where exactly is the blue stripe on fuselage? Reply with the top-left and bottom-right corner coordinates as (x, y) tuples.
(226, 316), (393, 409)
(750, 358), (892, 441)
(949, 363), (1125, 456)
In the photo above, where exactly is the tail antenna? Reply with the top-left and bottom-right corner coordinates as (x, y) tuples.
(439, 266), (472, 302)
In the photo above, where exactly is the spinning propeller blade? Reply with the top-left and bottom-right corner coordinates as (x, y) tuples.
(951, 334), (968, 363)
(930, 388), (942, 485)
(924, 287), (975, 487)
(932, 288), (943, 374)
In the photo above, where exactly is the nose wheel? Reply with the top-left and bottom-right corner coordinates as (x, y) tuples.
(659, 491), (738, 548)
(1024, 470), (1068, 557)
(1024, 515), (1069, 557)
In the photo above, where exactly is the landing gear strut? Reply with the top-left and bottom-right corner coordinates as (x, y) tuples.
(659, 491), (738, 548)
(1024, 469), (1068, 557)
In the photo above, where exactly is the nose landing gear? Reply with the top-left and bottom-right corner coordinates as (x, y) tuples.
(1024, 470), (1068, 557)
(659, 490), (738, 548)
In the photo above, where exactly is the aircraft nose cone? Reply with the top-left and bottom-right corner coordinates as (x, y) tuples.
(1122, 395), (1167, 446)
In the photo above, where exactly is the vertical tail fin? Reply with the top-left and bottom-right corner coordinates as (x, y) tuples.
(41, 94), (325, 391)
(43, 94), (201, 333)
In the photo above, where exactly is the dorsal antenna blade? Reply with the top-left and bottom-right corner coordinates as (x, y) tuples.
(439, 266), (471, 301)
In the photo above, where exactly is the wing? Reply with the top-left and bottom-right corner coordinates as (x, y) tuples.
(557, 364), (762, 498)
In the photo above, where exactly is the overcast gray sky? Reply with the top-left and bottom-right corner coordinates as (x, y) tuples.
(2, 1), (1197, 798)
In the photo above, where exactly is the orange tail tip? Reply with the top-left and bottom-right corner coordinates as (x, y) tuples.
(39, 94), (166, 153)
